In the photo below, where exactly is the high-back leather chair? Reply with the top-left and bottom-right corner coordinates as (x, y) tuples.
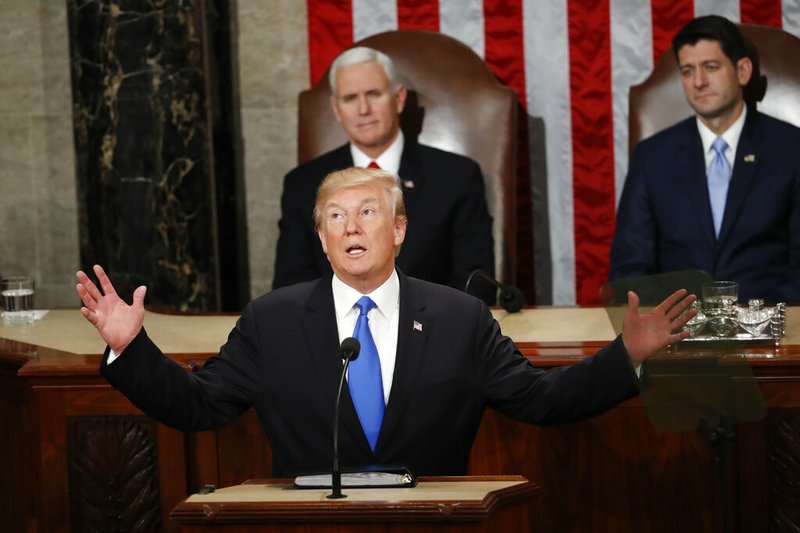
(298, 30), (518, 285)
(629, 24), (800, 150)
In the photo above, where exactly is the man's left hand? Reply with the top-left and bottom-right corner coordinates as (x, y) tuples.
(622, 289), (697, 366)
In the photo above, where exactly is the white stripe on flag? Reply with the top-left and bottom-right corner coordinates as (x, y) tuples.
(352, 0), (398, 42)
(439, 0), (485, 58)
(694, 0), (740, 21)
(610, 0), (653, 204)
(785, 0), (800, 35)
(523, 0), (575, 305)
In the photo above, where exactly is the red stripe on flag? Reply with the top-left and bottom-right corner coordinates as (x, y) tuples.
(306, 0), (353, 86)
(397, 0), (440, 31)
(741, 0), (782, 27)
(568, 0), (615, 305)
(483, 0), (535, 298)
(650, 0), (694, 65)
(483, 0), (527, 108)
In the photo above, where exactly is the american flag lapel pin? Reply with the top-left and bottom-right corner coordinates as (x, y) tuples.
(413, 320), (423, 332)
(744, 154), (755, 163)
(403, 179), (415, 189)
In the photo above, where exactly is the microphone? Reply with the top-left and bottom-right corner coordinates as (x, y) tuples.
(327, 337), (360, 499)
(464, 269), (525, 313)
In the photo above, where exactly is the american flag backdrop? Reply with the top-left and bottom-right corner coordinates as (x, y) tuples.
(305, 0), (800, 306)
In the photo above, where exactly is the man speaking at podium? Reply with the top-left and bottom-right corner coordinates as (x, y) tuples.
(76, 167), (695, 478)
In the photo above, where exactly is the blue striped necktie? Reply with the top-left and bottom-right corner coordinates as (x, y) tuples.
(708, 136), (731, 237)
(349, 296), (384, 451)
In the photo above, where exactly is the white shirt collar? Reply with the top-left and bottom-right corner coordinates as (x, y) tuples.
(331, 269), (400, 323)
(349, 130), (404, 175)
(697, 105), (746, 167)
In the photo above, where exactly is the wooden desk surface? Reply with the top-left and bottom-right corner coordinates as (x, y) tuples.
(0, 307), (621, 355)
(0, 309), (239, 356)
(2, 306), (800, 374)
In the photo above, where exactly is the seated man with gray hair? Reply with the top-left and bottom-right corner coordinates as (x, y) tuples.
(273, 46), (496, 304)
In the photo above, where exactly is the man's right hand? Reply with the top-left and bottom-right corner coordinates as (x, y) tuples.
(75, 264), (146, 355)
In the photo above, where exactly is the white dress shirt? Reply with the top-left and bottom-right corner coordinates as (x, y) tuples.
(331, 270), (400, 405)
(350, 131), (404, 175)
(697, 106), (746, 174)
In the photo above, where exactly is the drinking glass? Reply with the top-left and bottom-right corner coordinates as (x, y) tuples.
(1, 276), (35, 325)
(702, 281), (738, 337)
(702, 281), (739, 312)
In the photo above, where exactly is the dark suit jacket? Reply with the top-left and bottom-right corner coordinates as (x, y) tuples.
(101, 272), (639, 477)
(273, 141), (496, 302)
(610, 111), (800, 304)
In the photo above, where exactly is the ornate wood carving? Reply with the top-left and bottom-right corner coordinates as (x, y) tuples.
(767, 409), (800, 532)
(68, 416), (162, 532)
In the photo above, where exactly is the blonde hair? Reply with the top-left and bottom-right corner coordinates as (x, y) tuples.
(314, 167), (407, 231)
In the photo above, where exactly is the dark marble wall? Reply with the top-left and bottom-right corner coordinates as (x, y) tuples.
(67, 0), (245, 311)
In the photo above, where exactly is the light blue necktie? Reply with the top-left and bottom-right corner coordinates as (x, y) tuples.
(349, 296), (384, 451)
(708, 136), (731, 237)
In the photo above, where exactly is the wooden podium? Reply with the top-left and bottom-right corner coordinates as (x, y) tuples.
(170, 476), (538, 532)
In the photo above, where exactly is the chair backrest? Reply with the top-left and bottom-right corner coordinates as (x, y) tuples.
(629, 24), (800, 151)
(298, 30), (518, 284)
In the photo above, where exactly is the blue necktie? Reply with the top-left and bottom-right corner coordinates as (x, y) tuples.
(349, 296), (384, 451)
(708, 136), (731, 237)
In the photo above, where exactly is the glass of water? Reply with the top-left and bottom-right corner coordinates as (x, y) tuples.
(1, 276), (35, 325)
(702, 281), (739, 337)
(702, 281), (739, 310)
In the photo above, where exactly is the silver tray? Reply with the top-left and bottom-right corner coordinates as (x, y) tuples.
(678, 331), (780, 347)
(677, 303), (786, 348)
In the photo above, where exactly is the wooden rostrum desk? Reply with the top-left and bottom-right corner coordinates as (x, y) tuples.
(170, 476), (538, 532)
(2, 307), (799, 532)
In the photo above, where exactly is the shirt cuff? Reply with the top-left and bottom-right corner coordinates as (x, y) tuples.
(107, 347), (121, 364)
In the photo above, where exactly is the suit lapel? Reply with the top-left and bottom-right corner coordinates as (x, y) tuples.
(678, 122), (717, 243)
(338, 143), (356, 169)
(717, 112), (762, 245)
(301, 278), (341, 402)
(397, 142), (426, 211)
(301, 277), (373, 456)
(378, 272), (429, 448)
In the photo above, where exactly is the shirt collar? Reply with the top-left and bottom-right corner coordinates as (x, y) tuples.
(350, 131), (404, 175)
(331, 269), (400, 322)
(697, 105), (747, 159)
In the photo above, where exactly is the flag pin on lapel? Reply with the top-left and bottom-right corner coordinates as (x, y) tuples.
(403, 180), (415, 189)
(744, 154), (755, 163)
(413, 321), (423, 332)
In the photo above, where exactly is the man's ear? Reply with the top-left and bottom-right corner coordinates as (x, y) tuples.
(737, 56), (753, 87)
(318, 228), (329, 254)
(393, 217), (407, 247)
(394, 85), (407, 115)
(330, 95), (343, 124)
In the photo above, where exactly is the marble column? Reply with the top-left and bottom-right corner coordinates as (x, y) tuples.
(67, 0), (232, 311)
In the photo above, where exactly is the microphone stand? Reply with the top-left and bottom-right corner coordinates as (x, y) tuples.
(464, 269), (525, 313)
(327, 357), (352, 499)
(327, 338), (359, 499)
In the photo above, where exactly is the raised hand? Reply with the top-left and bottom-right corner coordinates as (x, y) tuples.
(621, 289), (697, 366)
(75, 264), (146, 355)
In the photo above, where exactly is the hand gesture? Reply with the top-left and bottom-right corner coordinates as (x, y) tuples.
(621, 289), (697, 366)
(75, 265), (146, 354)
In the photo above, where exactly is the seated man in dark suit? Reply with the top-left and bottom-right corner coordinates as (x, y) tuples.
(273, 46), (496, 303)
(609, 15), (800, 304)
(76, 167), (695, 478)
